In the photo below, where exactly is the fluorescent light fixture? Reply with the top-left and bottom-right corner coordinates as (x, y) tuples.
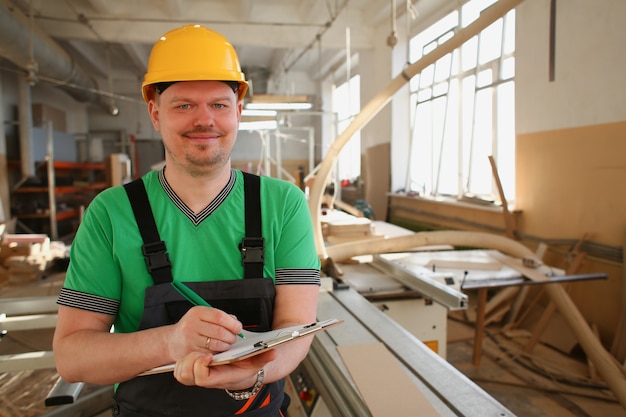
(239, 120), (278, 131)
(242, 109), (278, 117)
(245, 102), (312, 110)
(245, 94), (312, 111)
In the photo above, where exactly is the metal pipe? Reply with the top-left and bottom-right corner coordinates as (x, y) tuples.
(0, 0), (115, 112)
(18, 75), (35, 177)
(46, 120), (58, 240)
(40, 385), (114, 417)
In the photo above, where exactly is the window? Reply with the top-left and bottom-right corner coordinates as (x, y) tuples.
(406, 0), (516, 203)
(332, 74), (361, 183)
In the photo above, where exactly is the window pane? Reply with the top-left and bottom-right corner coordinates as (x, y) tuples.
(332, 75), (361, 182)
(406, 0), (515, 203)
(467, 88), (493, 195)
(462, 0), (498, 27)
(420, 64), (435, 88)
(462, 37), (478, 71)
(476, 68), (493, 88)
(501, 57), (515, 79)
(479, 20), (503, 65)
(410, 12), (458, 63)
(503, 10), (516, 54)
(434, 53), (453, 83)
(411, 101), (434, 194)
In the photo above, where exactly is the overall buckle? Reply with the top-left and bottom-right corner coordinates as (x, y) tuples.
(142, 241), (171, 272)
(240, 237), (265, 264)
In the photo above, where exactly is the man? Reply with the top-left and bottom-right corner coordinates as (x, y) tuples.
(53, 24), (321, 417)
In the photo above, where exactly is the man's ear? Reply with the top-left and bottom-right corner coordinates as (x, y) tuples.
(237, 101), (243, 122)
(148, 100), (160, 131)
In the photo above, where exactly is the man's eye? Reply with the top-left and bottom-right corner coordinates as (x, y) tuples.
(178, 104), (191, 109)
(214, 103), (226, 109)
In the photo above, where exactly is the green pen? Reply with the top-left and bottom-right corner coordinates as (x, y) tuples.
(171, 281), (245, 339)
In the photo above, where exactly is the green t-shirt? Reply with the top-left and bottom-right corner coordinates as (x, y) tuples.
(58, 169), (320, 333)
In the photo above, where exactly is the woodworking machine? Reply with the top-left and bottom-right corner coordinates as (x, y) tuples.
(285, 286), (516, 417)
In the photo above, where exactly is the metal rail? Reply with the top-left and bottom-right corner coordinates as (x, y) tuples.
(371, 254), (468, 310)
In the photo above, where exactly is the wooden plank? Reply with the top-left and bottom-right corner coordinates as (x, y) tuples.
(488, 155), (517, 239)
(503, 242), (550, 326)
(524, 246), (586, 353)
(488, 251), (550, 282)
(485, 287), (520, 318)
(337, 343), (441, 416)
(473, 288), (488, 366)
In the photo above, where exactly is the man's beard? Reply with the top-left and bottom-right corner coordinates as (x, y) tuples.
(164, 140), (231, 178)
(186, 143), (228, 171)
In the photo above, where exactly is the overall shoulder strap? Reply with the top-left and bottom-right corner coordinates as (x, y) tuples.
(124, 178), (173, 284)
(241, 172), (264, 279)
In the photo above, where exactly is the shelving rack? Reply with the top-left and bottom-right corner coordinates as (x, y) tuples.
(10, 122), (108, 240)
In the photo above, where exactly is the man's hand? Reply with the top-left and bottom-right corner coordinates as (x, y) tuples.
(173, 349), (276, 389)
(167, 306), (244, 361)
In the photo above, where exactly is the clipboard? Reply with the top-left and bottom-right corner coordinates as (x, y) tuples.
(140, 318), (343, 376)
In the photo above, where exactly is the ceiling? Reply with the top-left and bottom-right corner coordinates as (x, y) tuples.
(0, 0), (441, 106)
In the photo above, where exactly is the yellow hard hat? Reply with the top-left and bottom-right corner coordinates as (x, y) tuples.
(142, 25), (248, 103)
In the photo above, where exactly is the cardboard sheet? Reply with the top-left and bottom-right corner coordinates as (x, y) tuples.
(337, 343), (441, 417)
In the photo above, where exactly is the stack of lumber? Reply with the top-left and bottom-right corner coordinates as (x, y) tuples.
(320, 209), (381, 244)
(0, 235), (67, 287)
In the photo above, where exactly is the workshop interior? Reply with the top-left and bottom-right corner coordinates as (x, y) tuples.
(1, 0), (626, 416)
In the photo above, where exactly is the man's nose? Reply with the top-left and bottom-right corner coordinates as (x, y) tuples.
(194, 106), (216, 126)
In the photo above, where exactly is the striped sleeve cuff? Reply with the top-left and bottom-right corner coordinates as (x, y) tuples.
(57, 288), (119, 316)
(275, 268), (321, 286)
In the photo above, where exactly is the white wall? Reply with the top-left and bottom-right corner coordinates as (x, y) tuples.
(515, 0), (626, 134)
(359, 27), (394, 152)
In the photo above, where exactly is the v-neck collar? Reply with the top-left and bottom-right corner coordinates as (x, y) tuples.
(157, 168), (237, 226)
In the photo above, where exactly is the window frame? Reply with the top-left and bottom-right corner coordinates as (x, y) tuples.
(405, 1), (516, 205)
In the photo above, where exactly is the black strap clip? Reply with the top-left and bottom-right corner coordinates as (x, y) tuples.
(240, 237), (265, 265)
(141, 241), (171, 272)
